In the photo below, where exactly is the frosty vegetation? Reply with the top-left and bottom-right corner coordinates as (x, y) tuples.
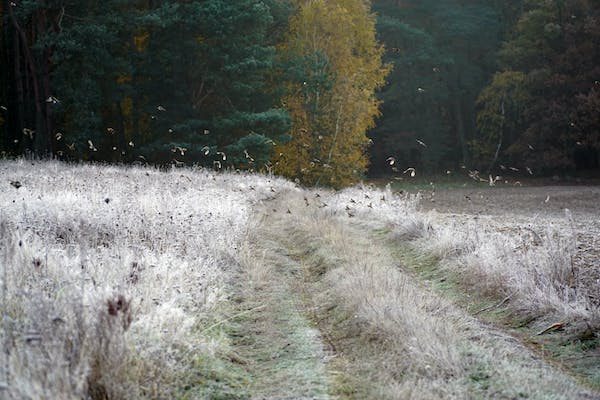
(0, 159), (294, 398)
(1, 160), (597, 399)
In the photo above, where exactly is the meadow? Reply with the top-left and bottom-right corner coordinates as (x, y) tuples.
(1, 160), (598, 399)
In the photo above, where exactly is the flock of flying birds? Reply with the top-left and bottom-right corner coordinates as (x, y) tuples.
(385, 137), (540, 187)
(1, 99), (261, 169)
(1, 96), (557, 189)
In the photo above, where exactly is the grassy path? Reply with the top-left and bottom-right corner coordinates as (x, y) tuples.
(230, 216), (333, 399)
(221, 189), (598, 399)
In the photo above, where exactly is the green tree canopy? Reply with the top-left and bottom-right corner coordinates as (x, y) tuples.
(369, 0), (502, 174)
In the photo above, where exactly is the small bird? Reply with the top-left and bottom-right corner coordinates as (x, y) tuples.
(171, 146), (187, 156)
(23, 128), (34, 139)
(128, 141), (135, 147)
(417, 87), (426, 93)
(403, 167), (416, 177)
(106, 127), (115, 134)
(386, 157), (395, 166)
(416, 139), (427, 147)
(55, 132), (63, 140)
(88, 140), (97, 152)
(202, 146), (210, 155)
(488, 175), (500, 186)
(10, 180), (22, 189)
(157, 105), (166, 112)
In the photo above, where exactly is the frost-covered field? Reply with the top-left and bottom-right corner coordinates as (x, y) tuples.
(1, 160), (598, 399)
(327, 184), (600, 337)
(0, 159), (293, 399)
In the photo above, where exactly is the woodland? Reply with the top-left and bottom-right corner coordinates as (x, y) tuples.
(1, 0), (599, 186)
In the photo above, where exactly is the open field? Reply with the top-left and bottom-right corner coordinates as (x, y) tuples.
(418, 184), (600, 310)
(1, 160), (599, 399)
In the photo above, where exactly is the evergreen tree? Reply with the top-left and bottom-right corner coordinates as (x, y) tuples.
(0, 0), (293, 168)
(133, 0), (291, 169)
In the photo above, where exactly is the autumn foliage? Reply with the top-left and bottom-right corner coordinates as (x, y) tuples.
(274, 0), (389, 188)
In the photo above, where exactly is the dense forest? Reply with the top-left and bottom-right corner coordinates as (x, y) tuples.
(371, 0), (600, 176)
(1, 0), (599, 186)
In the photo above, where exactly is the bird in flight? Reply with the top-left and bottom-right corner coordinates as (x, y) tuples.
(171, 146), (187, 156)
(403, 167), (416, 177)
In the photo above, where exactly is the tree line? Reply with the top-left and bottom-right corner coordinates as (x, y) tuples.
(1, 0), (599, 186)
(0, 0), (386, 188)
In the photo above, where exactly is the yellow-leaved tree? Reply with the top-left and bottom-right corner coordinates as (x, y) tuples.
(274, 0), (389, 188)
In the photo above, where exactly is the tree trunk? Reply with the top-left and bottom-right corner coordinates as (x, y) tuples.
(451, 68), (468, 166)
(9, 3), (48, 155)
(452, 97), (468, 166)
(32, 8), (51, 155)
(488, 100), (504, 173)
(13, 31), (25, 151)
